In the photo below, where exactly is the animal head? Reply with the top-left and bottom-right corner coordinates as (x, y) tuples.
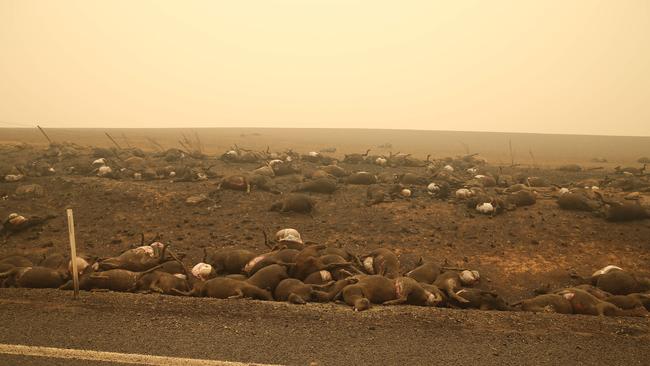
(226, 175), (247, 186)
(135, 246), (156, 257)
(363, 257), (375, 274)
(427, 182), (440, 194)
(319, 270), (332, 282)
(7, 213), (26, 224)
(97, 166), (112, 177)
(455, 188), (473, 199)
(475, 202), (494, 214)
(276, 228), (303, 244)
(459, 270), (480, 285)
(4, 174), (25, 182)
(269, 159), (283, 167)
(591, 265), (623, 277)
(561, 291), (575, 301)
(354, 298), (370, 311)
(68, 257), (90, 276)
(191, 263), (213, 281)
(243, 255), (267, 274)
(150, 242), (165, 250)
(92, 158), (106, 166)
(425, 291), (443, 306)
(253, 166), (275, 177)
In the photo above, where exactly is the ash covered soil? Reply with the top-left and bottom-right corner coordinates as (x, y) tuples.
(0, 140), (649, 365)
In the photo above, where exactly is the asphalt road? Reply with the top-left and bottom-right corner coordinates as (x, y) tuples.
(0, 289), (648, 366)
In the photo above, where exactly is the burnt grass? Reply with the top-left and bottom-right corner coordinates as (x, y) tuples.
(1, 143), (649, 304)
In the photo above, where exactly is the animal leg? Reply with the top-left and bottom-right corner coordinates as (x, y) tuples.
(89, 275), (110, 280)
(0, 268), (18, 279)
(311, 290), (331, 303)
(336, 269), (355, 278)
(382, 297), (408, 306)
(288, 293), (307, 304)
(449, 289), (470, 304)
(349, 253), (363, 268)
(149, 280), (165, 294)
(97, 263), (119, 271)
(170, 288), (193, 296)
(621, 307), (649, 317)
(322, 262), (356, 272)
(440, 266), (465, 271)
(228, 289), (244, 299)
(326, 280), (358, 301)
(345, 266), (364, 275)
(311, 281), (335, 290)
(596, 302), (617, 316)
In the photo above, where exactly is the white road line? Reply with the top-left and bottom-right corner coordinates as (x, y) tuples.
(0, 343), (282, 366)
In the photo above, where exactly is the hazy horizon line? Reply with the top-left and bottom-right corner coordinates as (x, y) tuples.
(2, 124), (649, 138)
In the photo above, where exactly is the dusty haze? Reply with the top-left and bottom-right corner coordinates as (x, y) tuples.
(2, 128), (649, 166)
(1, 1), (649, 135)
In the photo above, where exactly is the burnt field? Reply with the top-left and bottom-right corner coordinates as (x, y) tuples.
(3, 127), (650, 166)
(0, 128), (649, 364)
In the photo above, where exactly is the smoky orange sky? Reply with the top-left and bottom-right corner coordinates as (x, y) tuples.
(1, 1), (649, 136)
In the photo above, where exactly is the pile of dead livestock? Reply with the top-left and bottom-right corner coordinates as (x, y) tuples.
(1, 142), (649, 222)
(1, 228), (649, 316)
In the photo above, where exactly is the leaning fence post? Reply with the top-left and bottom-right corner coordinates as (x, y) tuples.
(36, 124), (54, 145)
(66, 208), (80, 299)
